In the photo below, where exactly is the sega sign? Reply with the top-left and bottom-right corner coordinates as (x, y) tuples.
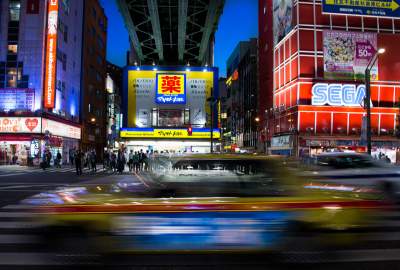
(311, 83), (366, 107)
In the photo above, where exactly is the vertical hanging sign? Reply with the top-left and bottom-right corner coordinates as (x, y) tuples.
(43, 0), (58, 109)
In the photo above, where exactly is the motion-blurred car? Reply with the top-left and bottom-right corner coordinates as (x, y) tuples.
(24, 155), (385, 255)
(305, 152), (400, 200)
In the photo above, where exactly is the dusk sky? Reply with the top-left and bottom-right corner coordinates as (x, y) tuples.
(100, 0), (258, 77)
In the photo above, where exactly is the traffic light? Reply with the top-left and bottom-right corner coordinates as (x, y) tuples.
(187, 126), (193, 136)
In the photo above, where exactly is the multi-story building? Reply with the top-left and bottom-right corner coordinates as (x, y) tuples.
(259, 0), (400, 161)
(80, 0), (107, 157)
(117, 0), (224, 153)
(225, 38), (258, 152)
(0, 0), (83, 165)
(105, 61), (123, 149)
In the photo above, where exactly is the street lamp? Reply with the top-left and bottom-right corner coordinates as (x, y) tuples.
(365, 48), (385, 155)
(207, 94), (218, 153)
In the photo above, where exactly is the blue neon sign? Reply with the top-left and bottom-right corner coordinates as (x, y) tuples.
(312, 83), (366, 107)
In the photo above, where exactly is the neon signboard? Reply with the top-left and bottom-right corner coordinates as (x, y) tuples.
(155, 74), (186, 104)
(312, 83), (366, 107)
(43, 0), (58, 109)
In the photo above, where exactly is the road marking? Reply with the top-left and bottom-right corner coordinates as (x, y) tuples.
(0, 221), (44, 229)
(2, 204), (34, 210)
(133, 171), (150, 188)
(0, 212), (37, 218)
(0, 234), (39, 244)
(0, 173), (26, 177)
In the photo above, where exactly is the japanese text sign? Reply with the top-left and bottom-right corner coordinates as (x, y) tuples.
(155, 74), (186, 104)
(322, 0), (400, 18)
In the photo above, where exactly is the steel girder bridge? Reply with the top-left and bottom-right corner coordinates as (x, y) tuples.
(117, 0), (225, 66)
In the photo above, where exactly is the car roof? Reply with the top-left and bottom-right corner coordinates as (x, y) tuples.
(167, 154), (284, 161)
(315, 152), (369, 157)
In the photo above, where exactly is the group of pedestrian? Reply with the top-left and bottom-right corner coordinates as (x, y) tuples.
(69, 148), (98, 175)
(102, 149), (150, 173)
(128, 150), (149, 172)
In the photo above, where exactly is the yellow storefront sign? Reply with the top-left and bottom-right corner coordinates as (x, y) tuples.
(120, 129), (220, 139)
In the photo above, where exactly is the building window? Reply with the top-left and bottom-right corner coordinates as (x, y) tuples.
(61, 0), (70, 15)
(9, 1), (21, 22)
(63, 25), (68, 42)
(91, 26), (96, 38)
(59, 21), (68, 43)
(7, 68), (17, 87)
(96, 71), (102, 82)
(96, 54), (102, 65)
(92, 7), (97, 18)
(97, 36), (104, 50)
(61, 81), (66, 99)
(7, 44), (18, 54)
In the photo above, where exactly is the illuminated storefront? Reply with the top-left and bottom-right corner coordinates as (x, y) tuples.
(121, 66), (220, 153)
(0, 117), (81, 165)
(259, 0), (400, 162)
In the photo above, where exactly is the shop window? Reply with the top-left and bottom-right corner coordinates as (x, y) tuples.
(7, 44), (17, 54)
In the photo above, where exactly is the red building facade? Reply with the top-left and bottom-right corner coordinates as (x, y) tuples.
(259, 0), (400, 160)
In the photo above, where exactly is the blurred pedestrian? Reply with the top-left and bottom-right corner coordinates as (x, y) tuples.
(46, 150), (52, 167)
(90, 149), (97, 172)
(111, 152), (117, 172)
(117, 150), (125, 174)
(133, 151), (140, 172)
(128, 150), (134, 172)
(69, 148), (75, 166)
(75, 150), (83, 175)
(104, 150), (110, 170)
(56, 150), (62, 168)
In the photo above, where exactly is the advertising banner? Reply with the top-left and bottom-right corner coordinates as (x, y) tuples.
(120, 128), (220, 139)
(43, 0), (59, 109)
(0, 117), (41, 133)
(323, 30), (378, 80)
(155, 74), (186, 104)
(42, 118), (81, 139)
(322, 0), (400, 18)
(127, 68), (216, 128)
(0, 88), (35, 112)
(273, 0), (293, 45)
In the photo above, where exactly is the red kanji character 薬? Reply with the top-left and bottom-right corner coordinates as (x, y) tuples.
(160, 76), (182, 94)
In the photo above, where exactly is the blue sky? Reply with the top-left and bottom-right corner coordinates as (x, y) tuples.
(100, 0), (258, 77)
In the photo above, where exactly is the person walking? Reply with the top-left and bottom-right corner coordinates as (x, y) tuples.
(103, 150), (109, 170)
(117, 150), (125, 174)
(128, 150), (134, 172)
(133, 151), (140, 172)
(56, 150), (62, 168)
(111, 152), (116, 172)
(90, 150), (96, 173)
(46, 150), (52, 168)
(69, 148), (75, 167)
(75, 150), (83, 175)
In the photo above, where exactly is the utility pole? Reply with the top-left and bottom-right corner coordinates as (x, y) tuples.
(364, 48), (385, 155)
(365, 68), (372, 155)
